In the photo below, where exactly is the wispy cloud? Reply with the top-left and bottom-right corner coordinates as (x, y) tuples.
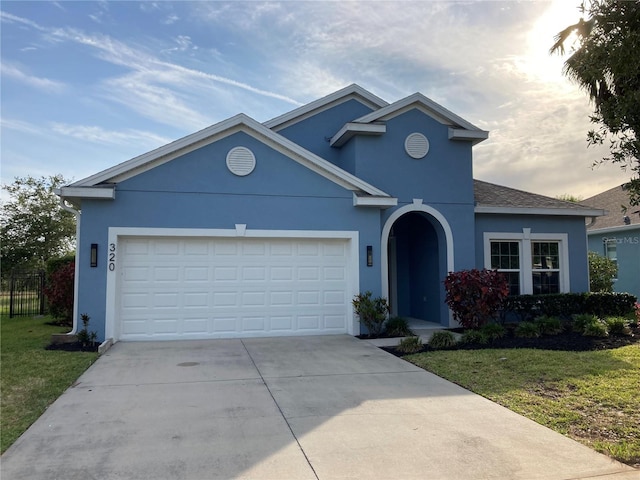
(50, 123), (172, 147)
(1, 63), (66, 92)
(163, 14), (179, 25)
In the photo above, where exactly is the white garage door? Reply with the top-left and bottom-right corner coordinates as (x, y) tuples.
(117, 236), (353, 340)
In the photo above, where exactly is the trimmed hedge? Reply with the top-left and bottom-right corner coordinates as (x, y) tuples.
(502, 292), (637, 321)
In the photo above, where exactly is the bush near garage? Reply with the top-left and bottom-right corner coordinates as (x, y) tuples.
(43, 255), (75, 326)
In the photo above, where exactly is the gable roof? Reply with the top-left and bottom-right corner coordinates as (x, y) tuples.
(583, 184), (640, 231)
(474, 180), (604, 217)
(330, 92), (489, 147)
(60, 113), (395, 206)
(263, 84), (388, 131)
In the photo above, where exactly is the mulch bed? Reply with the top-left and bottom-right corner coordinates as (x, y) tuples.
(45, 342), (99, 352)
(381, 325), (640, 357)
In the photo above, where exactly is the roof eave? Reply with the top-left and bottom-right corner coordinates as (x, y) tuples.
(69, 113), (392, 199)
(448, 127), (489, 145)
(587, 223), (640, 235)
(354, 93), (485, 132)
(353, 192), (398, 208)
(263, 84), (388, 131)
(475, 206), (606, 217)
(330, 122), (386, 147)
(55, 186), (116, 200)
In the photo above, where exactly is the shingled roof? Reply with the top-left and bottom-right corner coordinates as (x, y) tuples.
(583, 184), (640, 231)
(474, 180), (604, 217)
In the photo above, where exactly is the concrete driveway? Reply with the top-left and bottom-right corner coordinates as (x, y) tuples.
(1, 335), (636, 479)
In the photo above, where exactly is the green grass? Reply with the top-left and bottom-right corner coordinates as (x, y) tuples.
(1, 315), (98, 453)
(406, 346), (640, 466)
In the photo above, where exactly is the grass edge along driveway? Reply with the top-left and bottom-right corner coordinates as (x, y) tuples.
(406, 346), (640, 467)
(1, 315), (98, 453)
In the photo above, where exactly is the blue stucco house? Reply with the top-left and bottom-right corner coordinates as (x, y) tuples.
(57, 84), (604, 342)
(584, 184), (640, 298)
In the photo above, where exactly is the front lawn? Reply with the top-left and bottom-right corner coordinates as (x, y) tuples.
(1, 315), (98, 453)
(406, 346), (640, 467)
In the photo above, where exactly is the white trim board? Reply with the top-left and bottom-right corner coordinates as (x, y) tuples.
(67, 113), (392, 201)
(263, 84), (388, 131)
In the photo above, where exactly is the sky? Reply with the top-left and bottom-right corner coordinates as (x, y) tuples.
(0, 0), (632, 201)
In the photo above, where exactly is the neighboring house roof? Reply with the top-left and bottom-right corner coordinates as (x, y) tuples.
(330, 92), (489, 147)
(263, 84), (389, 131)
(474, 180), (605, 217)
(583, 184), (640, 232)
(59, 113), (396, 207)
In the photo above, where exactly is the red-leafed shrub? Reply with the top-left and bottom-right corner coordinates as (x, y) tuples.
(444, 268), (510, 329)
(44, 261), (75, 325)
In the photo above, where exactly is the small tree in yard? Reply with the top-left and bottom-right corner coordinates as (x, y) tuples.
(44, 260), (75, 326)
(352, 291), (389, 337)
(588, 251), (617, 292)
(444, 269), (510, 329)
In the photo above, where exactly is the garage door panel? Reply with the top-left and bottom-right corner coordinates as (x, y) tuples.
(118, 236), (352, 340)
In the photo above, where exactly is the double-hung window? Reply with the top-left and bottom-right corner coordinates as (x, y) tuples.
(485, 231), (569, 295)
(490, 241), (521, 295)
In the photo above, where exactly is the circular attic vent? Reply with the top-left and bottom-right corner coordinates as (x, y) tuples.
(405, 133), (429, 159)
(226, 146), (256, 176)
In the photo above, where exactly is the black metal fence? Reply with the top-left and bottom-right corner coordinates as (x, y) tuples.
(3, 271), (46, 318)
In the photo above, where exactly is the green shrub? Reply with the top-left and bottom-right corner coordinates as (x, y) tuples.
(479, 323), (506, 341)
(583, 320), (608, 337)
(515, 321), (540, 338)
(502, 292), (637, 321)
(459, 329), (489, 345)
(630, 302), (640, 328)
(428, 331), (458, 349)
(396, 336), (423, 354)
(43, 260), (75, 325)
(605, 316), (632, 336)
(384, 317), (414, 337)
(572, 313), (600, 333)
(534, 315), (563, 335)
(588, 251), (617, 292)
(353, 291), (389, 337)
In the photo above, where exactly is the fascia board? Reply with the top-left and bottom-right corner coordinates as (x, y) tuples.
(72, 115), (249, 187)
(355, 93), (483, 132)
(352, 193), (398, 208)
(239, 116), (390, 197)
(56, 186), (115, 199)
(475, 206), (606, 217)
(263, 84), (388, 131)
(448, 127), (489, 144)
(587, 224), (640, 235)
(330, 122), (387, 147)
(71, 112), (391, 198)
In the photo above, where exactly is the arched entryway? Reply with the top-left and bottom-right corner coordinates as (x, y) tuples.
(381, 201), (454, 326)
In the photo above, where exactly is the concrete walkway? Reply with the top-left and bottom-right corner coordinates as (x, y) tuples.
(1, 335), (636, 479)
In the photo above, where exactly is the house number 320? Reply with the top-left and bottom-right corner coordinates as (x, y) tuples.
(108, 243), (116, 271)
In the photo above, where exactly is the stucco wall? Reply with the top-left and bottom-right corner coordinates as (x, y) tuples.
(76, 131), (383, 341)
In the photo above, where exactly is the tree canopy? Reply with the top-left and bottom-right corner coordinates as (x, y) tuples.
(1, 175), (76, 273)
(550, 0), (640, 205)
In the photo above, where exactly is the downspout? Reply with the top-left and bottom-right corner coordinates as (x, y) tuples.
(58, 196), (81, 335)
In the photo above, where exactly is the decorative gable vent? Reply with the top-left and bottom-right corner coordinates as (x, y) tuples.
(226, 147), (256, 176)
(405, 133), (429, 159)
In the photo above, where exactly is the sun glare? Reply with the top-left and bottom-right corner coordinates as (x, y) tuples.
(522, 0), (585, 86)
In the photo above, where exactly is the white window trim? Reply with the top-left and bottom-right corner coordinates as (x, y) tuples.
(483, 230), (570, 294)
